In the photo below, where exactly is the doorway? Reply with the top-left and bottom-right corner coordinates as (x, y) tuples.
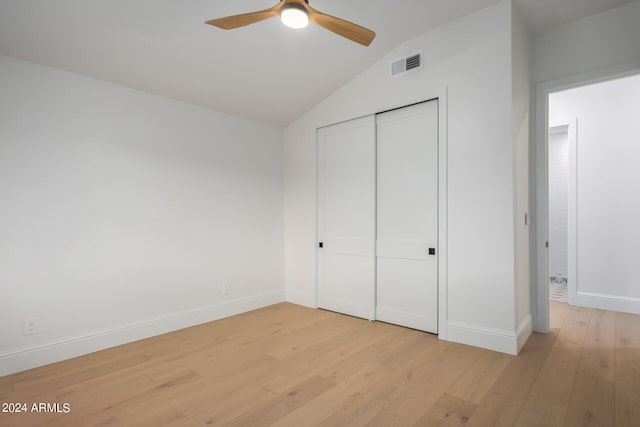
(535, 67), (640, 333)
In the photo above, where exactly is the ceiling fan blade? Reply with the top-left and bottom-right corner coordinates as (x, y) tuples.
(205, 2), (283, 30)
(306, 6), (376, 46)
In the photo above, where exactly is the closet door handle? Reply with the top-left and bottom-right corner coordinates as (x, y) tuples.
(428, 248), (436, 255)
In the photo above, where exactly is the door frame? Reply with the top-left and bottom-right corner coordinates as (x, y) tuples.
(315, 88), (449, 340)
(533, 61), (640, 333)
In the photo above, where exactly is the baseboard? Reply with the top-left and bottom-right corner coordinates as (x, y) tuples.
(447, 320), (521, 355)
(576, 291), (640, 315)
(285, 289), (316, 308)
(0, 290), (285, 377)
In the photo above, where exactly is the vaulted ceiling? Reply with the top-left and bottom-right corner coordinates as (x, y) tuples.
(0, 0), (633, 125)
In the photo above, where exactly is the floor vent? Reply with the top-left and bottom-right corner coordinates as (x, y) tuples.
(390, 52), (422, 77)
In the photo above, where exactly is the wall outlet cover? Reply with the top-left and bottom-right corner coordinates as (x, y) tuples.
(222, 283), (231, 295)
(24, 317), (39, 336)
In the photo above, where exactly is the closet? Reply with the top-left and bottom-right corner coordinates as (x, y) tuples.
(317, 100), (439, 333)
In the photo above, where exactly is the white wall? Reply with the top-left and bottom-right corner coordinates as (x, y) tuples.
(285, 1), (529, 354)
(0, 54), (285, 375)
(532, 1), (640, 85)
(549, 73), (640, 313)
(548, 128), (569, 279)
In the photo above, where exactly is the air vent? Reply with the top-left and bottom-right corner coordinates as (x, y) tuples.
(390, 52), (422, 77)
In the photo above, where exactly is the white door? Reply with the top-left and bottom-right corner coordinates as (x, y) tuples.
(376, 101), (438, 333)
(317, 116), (376, 320)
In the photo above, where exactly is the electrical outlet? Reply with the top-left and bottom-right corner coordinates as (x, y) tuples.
(222, 283), (231, 296)
(24, 317), (39, 336)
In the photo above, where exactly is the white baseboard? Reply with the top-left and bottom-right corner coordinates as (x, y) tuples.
(0, 291), (285, 377)
(447, 319), (527, 355)
(285, 289), (316, 308)
(576, 291), (640, 315)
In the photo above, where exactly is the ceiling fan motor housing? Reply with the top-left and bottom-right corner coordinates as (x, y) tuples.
(281, 3), (307, 14)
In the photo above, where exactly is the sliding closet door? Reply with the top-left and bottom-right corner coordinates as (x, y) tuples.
(317, 116), (376, 320)
(376, 101), (438, 333)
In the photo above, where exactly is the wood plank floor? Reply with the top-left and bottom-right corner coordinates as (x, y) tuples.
(1, 301), (639, 426)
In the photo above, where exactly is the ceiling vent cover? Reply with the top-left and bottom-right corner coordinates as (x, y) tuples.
(390, 52), (422, 77)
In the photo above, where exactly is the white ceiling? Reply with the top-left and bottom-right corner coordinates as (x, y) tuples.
(0, 0), (634, 126)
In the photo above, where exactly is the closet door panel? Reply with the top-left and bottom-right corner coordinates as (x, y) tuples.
(377, 258), (432, 328)
(376, 100), (438, 333)
(317, 116), (375, 320)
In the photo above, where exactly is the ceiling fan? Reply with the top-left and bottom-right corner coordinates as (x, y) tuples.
(205, 0), (376, 46)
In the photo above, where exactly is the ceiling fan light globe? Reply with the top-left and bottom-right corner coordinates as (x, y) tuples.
(280, 4), (309, 29)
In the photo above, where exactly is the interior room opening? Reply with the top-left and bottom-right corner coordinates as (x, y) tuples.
(545, 72), (640, 314)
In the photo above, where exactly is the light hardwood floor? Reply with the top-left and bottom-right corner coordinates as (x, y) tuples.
(1, 301), (639, 426)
